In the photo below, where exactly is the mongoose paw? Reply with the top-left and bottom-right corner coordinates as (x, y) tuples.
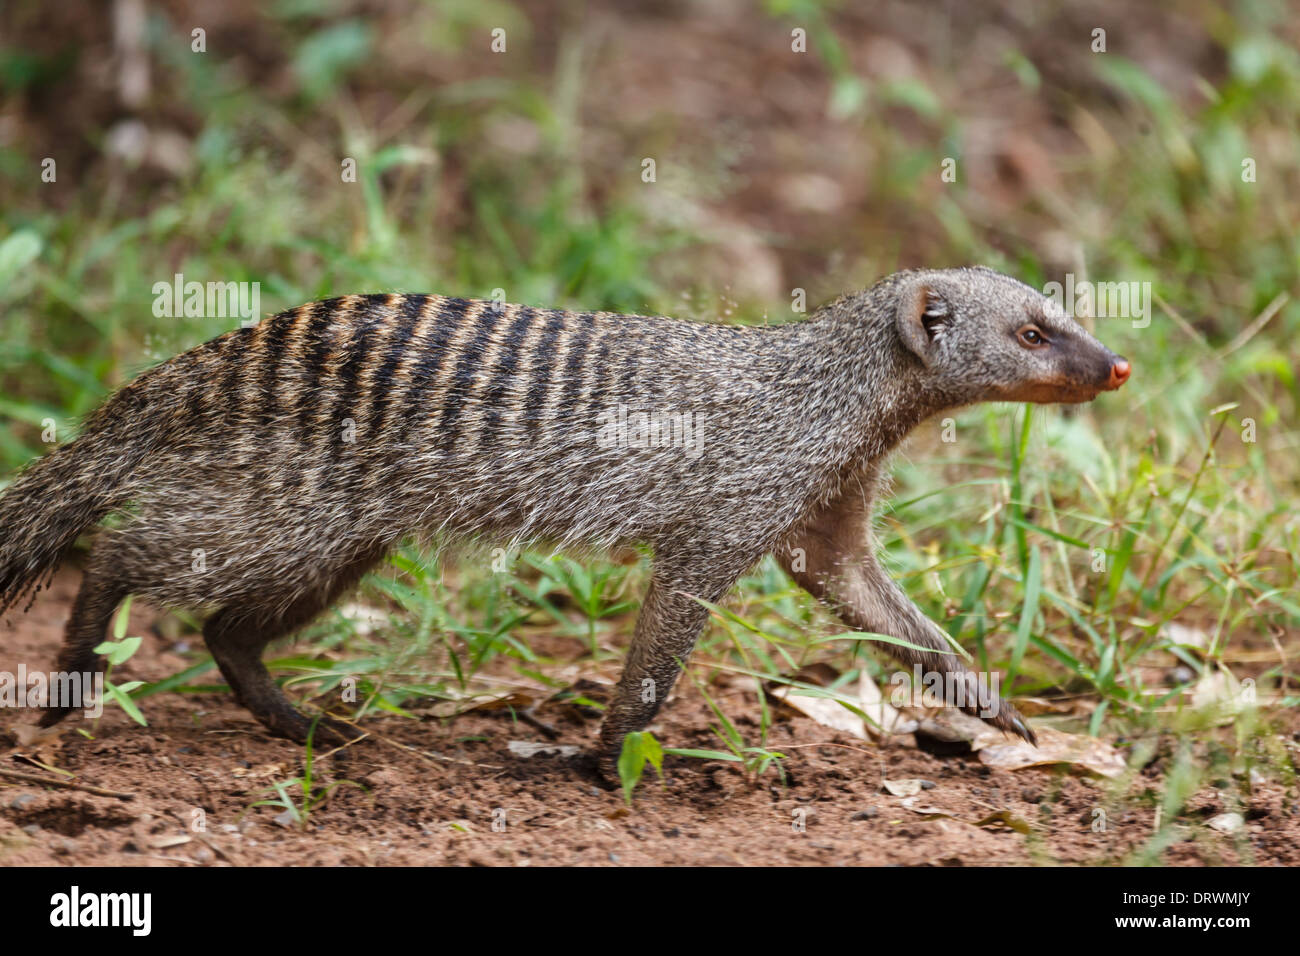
(590, 751), (622, 790)
(986, 702), (1037, 747)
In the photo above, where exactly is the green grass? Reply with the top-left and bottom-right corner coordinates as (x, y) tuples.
(0, 1), (1296, 847)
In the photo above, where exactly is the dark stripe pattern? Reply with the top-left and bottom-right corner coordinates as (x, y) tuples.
(399, 296), (472, 440)
(553, 313), (595, 434)
(367, 294), (428, 435)
(437, 301), (507, 452)
(479, 305), (539, 443)
(522, 309), (568, 440)
(294, 297), (347, 439)
(331, 295), (391, 454)
(257, 306), (300, 431)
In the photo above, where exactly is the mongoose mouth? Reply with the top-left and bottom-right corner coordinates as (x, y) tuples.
(998, 358), (1131, 405)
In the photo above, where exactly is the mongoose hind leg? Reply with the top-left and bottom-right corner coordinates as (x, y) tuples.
(203, 547), (386, 746)
(595, 548), (759, 778)
(779, 478), (1036, 745)
(38, 556), (131, 729)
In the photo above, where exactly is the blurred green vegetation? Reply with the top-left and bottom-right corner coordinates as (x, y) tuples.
(0, 0), (1296, 826)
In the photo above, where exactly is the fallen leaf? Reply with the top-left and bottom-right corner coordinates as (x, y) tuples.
(882, 778), (925, 797)
(1013, 696), (1092, 718)
(466, 693), (536, 713)
(506, 741), (580, 759)
(897, 801), (1033, 833)
(899, 796), (956, 818)
(978, 726), (1126, 778)
(149, 834), (192, 849)
(771, 670), (914, 741)
(1206, 812), (1244, 834)
(973, 810), (1034, 834)
(773, 687), (868, 739)
(914, 711), (1005, 752)
(10, 723), (63, 747)
(9, 722), (66, 767)
(856, 671), (916, 737)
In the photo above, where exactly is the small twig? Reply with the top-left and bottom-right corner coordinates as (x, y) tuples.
(311, 729), (370, 761)
(0, 767), (135, 800)
(1154, 293), (1208, 349)
(371, 731), (503, 771)
(517, 709), (560, 740)
(1223, 291), (1289, 356)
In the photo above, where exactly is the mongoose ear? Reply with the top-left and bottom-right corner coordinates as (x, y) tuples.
(896, 285), (949, 364)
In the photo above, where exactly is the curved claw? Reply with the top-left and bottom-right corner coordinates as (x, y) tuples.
(1005, 711), (1037, 747)
(986, 702), (1037, 747)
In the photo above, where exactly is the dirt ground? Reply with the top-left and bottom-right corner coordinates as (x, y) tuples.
(1, 569), (1296, 867)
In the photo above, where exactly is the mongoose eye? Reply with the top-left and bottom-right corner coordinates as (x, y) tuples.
(1017, 326), (1048, 348)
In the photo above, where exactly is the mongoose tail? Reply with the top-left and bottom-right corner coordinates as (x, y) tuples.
(0, 377), (170, 724)
(0, 385), (148, 618)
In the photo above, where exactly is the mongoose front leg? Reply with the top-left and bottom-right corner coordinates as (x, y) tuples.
(596, 551), (754, 777)
(779, 481), (1035, 744)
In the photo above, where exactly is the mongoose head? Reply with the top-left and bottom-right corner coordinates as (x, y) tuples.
(892, 266), (1131, 405)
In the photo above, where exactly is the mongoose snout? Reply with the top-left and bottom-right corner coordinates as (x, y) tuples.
(1106, 358), (1132, 390)
(1, 265), (1128, 775)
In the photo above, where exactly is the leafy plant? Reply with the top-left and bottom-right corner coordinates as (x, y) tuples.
(91, 595), (147, 727)
(616, 730), (665, 805)
(519, 554), (639, 657)
(246, 718), (368, 830)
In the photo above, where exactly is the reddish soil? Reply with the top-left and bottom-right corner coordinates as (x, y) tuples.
(2, 570), (1296, 867)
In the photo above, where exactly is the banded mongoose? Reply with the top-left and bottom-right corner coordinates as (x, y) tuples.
(0, 267), (1130, 770)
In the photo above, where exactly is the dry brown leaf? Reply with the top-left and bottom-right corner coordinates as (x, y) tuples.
(9, 722), (67, 768)
(914, 710), (1005, 751)
(978, 726), (1126, 778)
(772, 686), (868, 739)
(10, 723), (62, 747)
(897, 800), (1034, 833)
(898, 796), (956, 817)
(1013, 696), (1092, 718)
(465, 692), (536, 713)
(149, 834), (192, 849)
(972, 810), (1034, 834)
(856, 671), (915, 737)
(772, 671), (916, 741)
